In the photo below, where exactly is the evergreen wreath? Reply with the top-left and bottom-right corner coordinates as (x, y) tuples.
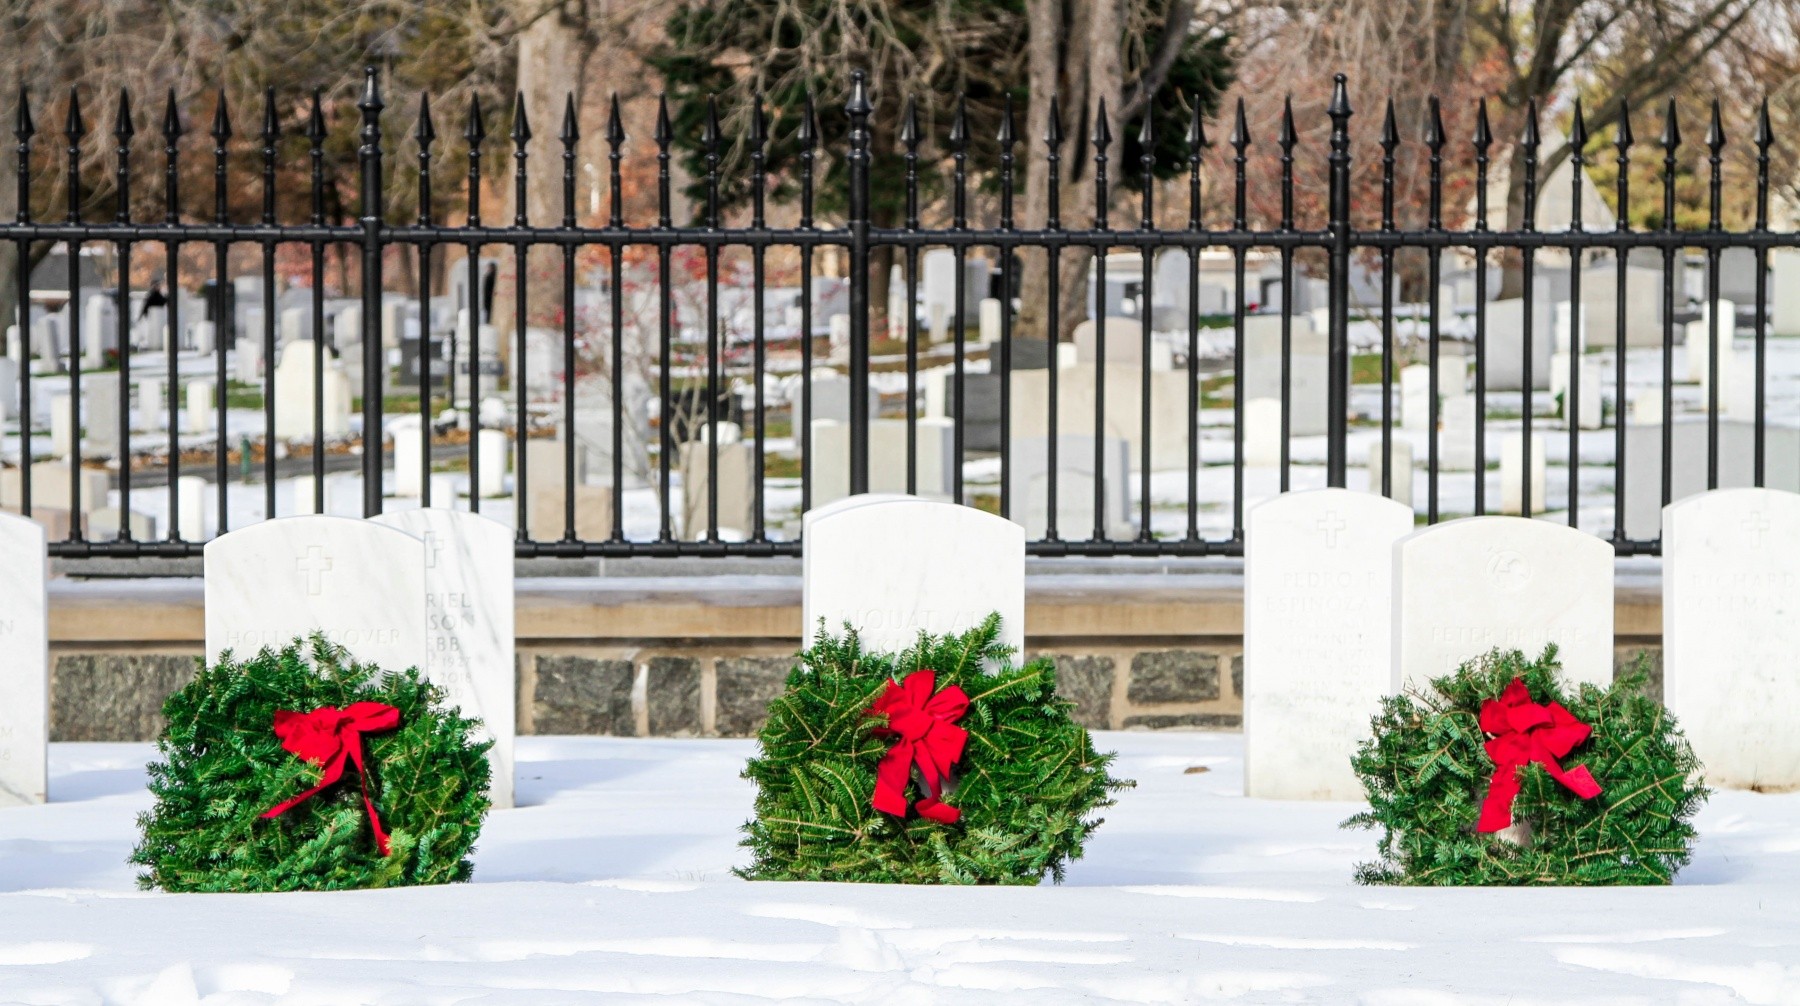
(132, 635), (492, 893)
(738, 614), (1131, 884)
(1345, 646), (1706, 886)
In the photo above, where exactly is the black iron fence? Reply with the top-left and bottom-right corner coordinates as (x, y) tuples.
(3, 69), (1795, 561)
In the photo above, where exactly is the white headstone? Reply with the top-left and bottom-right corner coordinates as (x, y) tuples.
(85, 373), (121, 454)
(1245, 489), (1413, 800)
(803, 494), (1025, 654)
(372, 509), (516, 809)
(1242, 314), (1328, 435)
(810, 418), (956, 508)
(1244, 398), (1283, 468)
(680, 440), (755, 540)
(190, 320), (216, 355)
(204, 515), (428, 673)
(979, 298), (1004, 345)
(477, 428), (508, 498)
(1439, 395), (1478, 471)
(137, 375), (167, 433)
(1393, 517), (1614, 691)
(90, 506), (157, 540)
(0, 513), (48, 806)
(177, 475), (208, 541)
(1663, 488), (1800, 790)
(1368, 440), (1413, 506)
(1773, 250), (1800, 338)
(1073, 317), (1173, 371)
(1500, 433), (1549, 516)
(1008, 434), (1133, 540)
(273, 341), (352, 440)
(1685, 300), (1735, 385)
(1621, 420), (1800, 540)
(185, 379), (216, 435)
(234, 335), (263, 384)
(49, 394), (73, 457)
(391, 416), (424, 498)
(1483, 295), (1555, 392)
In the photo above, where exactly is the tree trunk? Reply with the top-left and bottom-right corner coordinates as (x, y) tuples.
(497, 0), (595, 384)
(1016, 0), (1064, 342)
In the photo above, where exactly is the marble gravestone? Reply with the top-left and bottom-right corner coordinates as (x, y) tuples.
(0, 513), (48, 806)
(373, 509), (516, 809)
(803, 494), (1025, 654)
(1663, 488), (1800, 790)
(1244, 489), (1413, 801)
(1393, 517), (1614, 691)
(204, 515), (427, 675)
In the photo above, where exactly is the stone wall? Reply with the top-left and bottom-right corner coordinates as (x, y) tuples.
(42, 569), (1663, 742)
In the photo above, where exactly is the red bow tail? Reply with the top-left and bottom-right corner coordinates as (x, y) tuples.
(869, 671), (969, 824)
(261, 702), (402, 856)
(1476, 678), (1603, 834)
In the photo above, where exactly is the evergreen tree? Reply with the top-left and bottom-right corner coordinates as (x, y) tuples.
(740, 615), (1131, 885)
(132, 636), (491, 893)
(1345, 647), (1707, 886)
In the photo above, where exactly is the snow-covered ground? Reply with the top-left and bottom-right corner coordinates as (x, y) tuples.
(3, 732), (1797, 1003)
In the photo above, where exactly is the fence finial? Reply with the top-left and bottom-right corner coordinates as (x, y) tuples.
(1659, 99), (1680, 150)
(64, 88), (85, 138)
(1705, 99), (1725, 154)
(113, 89), (134, 140)
(1569, 98), (1588, 152)
(1380, 97), (1398, 152)
(1185, 96), (1205, 152)
(14, 88), (32, 141)
(359, 66), (383, 118)
(1045, 95), (1063, 148)
(510, 92), (531, 144)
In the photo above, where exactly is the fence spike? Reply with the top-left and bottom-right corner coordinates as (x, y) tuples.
(606, 93), (624, 147)
(899, 95), (919, 149)
(111, 90), (134, 140)
(1137, 102), (1153, 147)
(1092, 95), (1112, 149)
(949, 94), (967, 149)
(1045, 95), (1063, 148)
(749, 93), (767, 148)
(1380, 97), (1398, 151)
(1659, 99), (1680, 150)
(701, 93), (719, 150)
(1522, 99), (1539, 150)
(1706, 99), (1725, 153)
(560, 92), (578, 144)
(798, 91), (817, 150)
(1569, 98), (1588, 153)
(260, 86), (279, 141)
(1615, 98), (1633, 150)
(15, 88), (32, 141)
(1229, 96), (1249, 150)
(511, 92), (532, 144)
(653, 92), (670, 148)
(1755, 97), (1772, 151)
(464, 93), (487, 145)
(65, 89), (85, 138)
(1424, 96), (1444, 150)
(416, 92), (436, 145)
(1185, 96), (1205, 151)
(1328, 74), (1351, 118)
(846, 69), (872, 119)
(1278, 96), (1297, 149)
(997, 93), (1016, 146)
(1472, 99), (1491, 151)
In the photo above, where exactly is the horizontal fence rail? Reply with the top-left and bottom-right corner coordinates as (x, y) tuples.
(2, 69), (1795, 563)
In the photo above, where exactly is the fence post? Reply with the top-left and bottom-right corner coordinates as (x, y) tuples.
(1326, 74), (1352, 487)
(845, 70), (872, 496)
(359, 67), (386, 516)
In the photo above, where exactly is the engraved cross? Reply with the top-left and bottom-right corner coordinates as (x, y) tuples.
(297, 545), (333, 596)
(1317, 511), (1348, 548)
(1744, 511), (1770, 544)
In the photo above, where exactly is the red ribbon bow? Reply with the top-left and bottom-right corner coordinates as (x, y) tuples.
(868, 670), (969, 824)
(261, 703), (402, 856)
(1477, 678), (1602, 834)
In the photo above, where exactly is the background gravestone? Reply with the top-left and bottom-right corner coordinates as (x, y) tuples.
(1244, 489), (1413, 801)
(1393, 516), (1613, 691)
(803, 494), (1025, 654)
(204, 515), (427, 675)
(0, 512), (47, 806)
(373, 509), (517, 808)
(1664, 487), (1800, 790)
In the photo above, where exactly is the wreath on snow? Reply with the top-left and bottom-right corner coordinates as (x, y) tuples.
(132, 635), (492, 893)
(738, 614), (1132, 884)
(1344, 646), (1707, 886)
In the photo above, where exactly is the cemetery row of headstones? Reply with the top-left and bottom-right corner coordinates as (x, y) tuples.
(2, 486), (1796, 812)
(1242, 485), (1800, 802)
